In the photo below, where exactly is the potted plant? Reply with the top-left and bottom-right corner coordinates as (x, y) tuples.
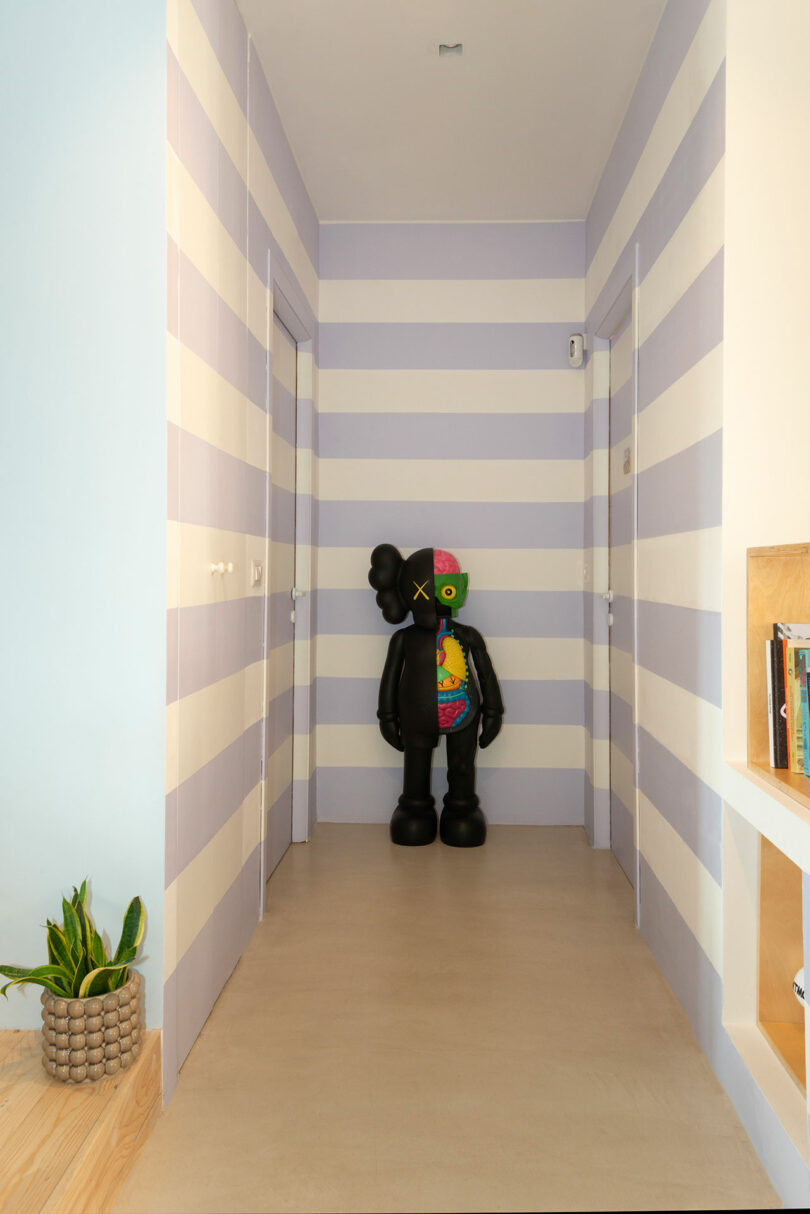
(0, 881), (145, 1083)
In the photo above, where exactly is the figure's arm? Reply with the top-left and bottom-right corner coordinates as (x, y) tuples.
(466, 627), (504, 749)
(378, 629), (406, 751)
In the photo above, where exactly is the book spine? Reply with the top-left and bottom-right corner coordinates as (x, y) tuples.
(785, 638), (797, 771)
(787, 643), (804, 773)
(773, 631), (788, 768)
(801, 650), (810, 776)
(766, 641), (776, 765)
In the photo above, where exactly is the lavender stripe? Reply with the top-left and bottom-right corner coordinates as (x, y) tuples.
(267, 589), (295, 651)
(584, 397), (609, 458)
(586, 0), (711, 266)
(611, 793), (636, 886)
(609, 594), (635, 657)
(637, 430), (721, 539)
(319, 322), (578, 371)
(637, 598), (721, 706)
(585, 774), (611, 849)
(165, 846), (259, 1074)
(318, 500), (583, 550)
(297, 398), (315, 453)
(587, 62), (725, 335)
(167, 597), (264, 704)
(248, 50), (319, 273)
(584, 496), (608, 553)
(320, 222), (585, 281)
(609, 482), (634, 547)
(266, 778), (292, 877)
(272, 378), (297, 447)
(166, 608), (178, 704)
(585, 687), (610, 742)
(165, 719), (263, 887)
(270, 482), (295, 544)
(169, 422), (267, 536)
(265, 685), (294, 759)
(638, 249), (724, 412)
(610, 691), (635, 762)
(319, 412), (584, 461)
(190, 0), (248, 114)
(610, 378), (633, 446)
(167, 229), (179, 337)
(315, 676), (586, 727)
(168, 51), (247, 255)
(247, 196), (318, 338)
(293, 681), (312, 735)
(638, 727), (721, 882)
(316, 589), (584, 639)
(169, 240), (266, 410)
(316, 766), (585, 825)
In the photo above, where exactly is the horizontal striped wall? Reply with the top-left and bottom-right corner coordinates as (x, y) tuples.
(317, 222), (586, 825)
(164, 0), (318, 1101)
(583, 0), (806, 1201)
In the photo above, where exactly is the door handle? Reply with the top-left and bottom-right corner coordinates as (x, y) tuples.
(600, 590), (614, 604)
(290, 588), (306, 600)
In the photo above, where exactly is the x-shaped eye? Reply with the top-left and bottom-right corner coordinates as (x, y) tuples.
(412, 580), (430, 601)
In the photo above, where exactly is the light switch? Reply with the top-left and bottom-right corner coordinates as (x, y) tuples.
(251, 559), (264, 587)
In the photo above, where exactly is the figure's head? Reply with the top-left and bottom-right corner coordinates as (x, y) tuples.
(369, 545), (469, 628)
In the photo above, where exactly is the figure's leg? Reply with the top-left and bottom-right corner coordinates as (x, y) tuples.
(440, 717), (486, 847)
(390, 743), (437, 846)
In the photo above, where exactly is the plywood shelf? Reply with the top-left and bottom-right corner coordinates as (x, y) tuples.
(758, 835), (806, 1094)
(0, 1029), (160, 1213)
(748, 760), (810, 814)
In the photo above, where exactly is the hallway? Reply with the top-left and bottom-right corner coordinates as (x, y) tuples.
(114, 825), (778, 1213)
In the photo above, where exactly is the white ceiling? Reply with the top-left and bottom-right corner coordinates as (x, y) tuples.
(237, 0), (666, 223)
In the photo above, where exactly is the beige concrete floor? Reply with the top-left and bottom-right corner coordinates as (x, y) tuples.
(114, 825), (780, 1213)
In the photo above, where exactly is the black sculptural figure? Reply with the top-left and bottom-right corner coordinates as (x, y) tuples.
(368, 545), (504, 847)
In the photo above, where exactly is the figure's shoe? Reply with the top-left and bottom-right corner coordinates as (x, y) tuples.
(390, 796), (438, 846)
(439, 796), (487, 848)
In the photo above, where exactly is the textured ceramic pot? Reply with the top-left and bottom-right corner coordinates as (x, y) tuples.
(40, 971), (142, 1083)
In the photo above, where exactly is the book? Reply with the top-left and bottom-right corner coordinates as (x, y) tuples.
(800, 650), (810, 776)
(766, 641), (776, 766)
(772, 635), (788, 768)
(773, 624), (810, 772)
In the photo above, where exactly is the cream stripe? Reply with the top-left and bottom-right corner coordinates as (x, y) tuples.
(316, 546), (585, 593)
(314, 723), (585, 769)
(169, 1), (247, 183)
(272, 319), (298, 396)
(168, 148), (266, 346)
(270, 433), (297, 495)
(587, 0), (726, 307)
(315, 635), (586, 683)
(610, 320), (633, 393)
(164, 784), (261, 979)
(265, 735), (293, 808)
(610, 741), (636, 821)
(319, 278), (585, 324)
(166, 660), (265, 792)
(584, 639), (610, 695)
(317, 458), (584, 503)
(637, 666), (722, 793)
(250, 128), (318, 316)
(318, 368), (586, 414)
(585, 449), (608, 499)
(168, 337), (268, 473)
(610, 541), (634, 601)
(169, 0), (317, 316)
(639, 791), (722, 973)
(608, 646), (635, 707)
(167, 521), (268, 610)
(638, 161), (724, 345)
(637, 527), (722, 612)
(294, 733), (316, 782)
(589, 737), (611, 790)
(637, 345), (722, 472)
(267, 641), (295, 704)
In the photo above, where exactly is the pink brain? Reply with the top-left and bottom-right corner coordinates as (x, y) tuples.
(433, 549), (460, 574)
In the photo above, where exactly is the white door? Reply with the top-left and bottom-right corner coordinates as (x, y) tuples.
(607, 309), (637, 886)
(264, 312), (297, 879)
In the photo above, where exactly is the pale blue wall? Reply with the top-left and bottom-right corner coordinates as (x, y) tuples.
(0, 1), (167, 1029)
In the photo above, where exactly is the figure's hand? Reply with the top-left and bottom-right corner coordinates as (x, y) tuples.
(479, 714), (502, 749)
(379, 718), (404, 752)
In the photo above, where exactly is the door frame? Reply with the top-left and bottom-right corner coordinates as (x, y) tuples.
(592, 246), (641, 922)
(258, 250), (316, 912)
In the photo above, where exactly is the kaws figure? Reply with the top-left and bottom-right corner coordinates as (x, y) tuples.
(368, 545), (504, 847)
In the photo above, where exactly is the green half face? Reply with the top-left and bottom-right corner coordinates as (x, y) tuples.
(434, 572), (469, 617)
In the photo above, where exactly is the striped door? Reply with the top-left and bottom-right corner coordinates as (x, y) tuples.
(265, 314), (297, 878)
(608, 309), (637, 886)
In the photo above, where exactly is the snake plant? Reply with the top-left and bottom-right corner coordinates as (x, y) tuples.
(0, 881), (144, 1000)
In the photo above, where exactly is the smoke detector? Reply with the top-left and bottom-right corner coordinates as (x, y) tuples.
(438, 43), (463, 57)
